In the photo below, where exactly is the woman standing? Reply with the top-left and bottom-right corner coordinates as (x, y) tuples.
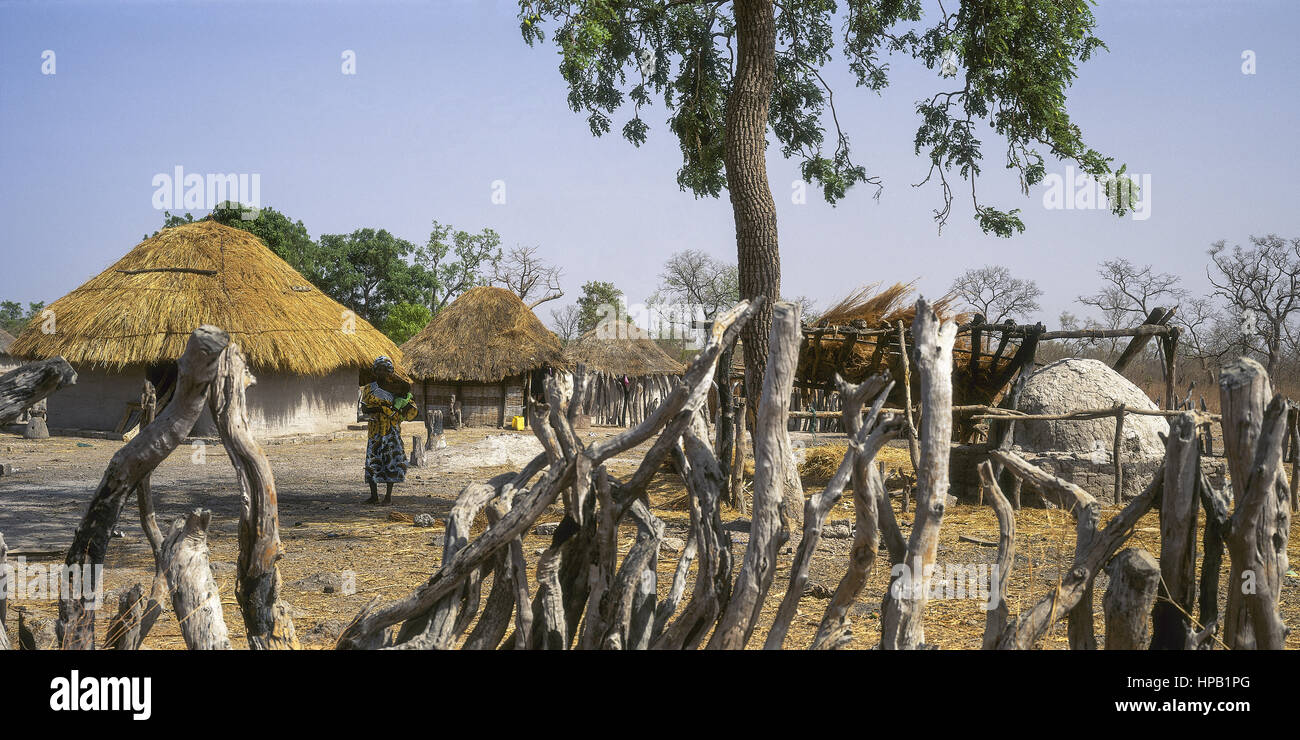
(360, 356), (418, 505)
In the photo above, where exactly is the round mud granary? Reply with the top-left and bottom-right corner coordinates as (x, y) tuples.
(1010, 358), (1169, 504)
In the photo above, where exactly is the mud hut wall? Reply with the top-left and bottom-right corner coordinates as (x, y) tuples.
(420, 377), (526, 427)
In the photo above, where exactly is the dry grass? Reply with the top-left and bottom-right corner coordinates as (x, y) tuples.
(8, 220), (400, 375)
(400, 286), (563, 383)
(3, 430), (1296, 651)
(799, 442), (914, 483)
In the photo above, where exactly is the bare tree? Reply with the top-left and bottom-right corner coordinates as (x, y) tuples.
(1207, 235), (1300, 376)
(1075, 258), (1185, 356)
(1078, 258), (1185, 329)
(1173, 295), (1228, 374)
(549, 304), (582, 347)
(649, 250), (740, 326)
(493, 245), (564, 309)
(948, 265), (1043, 322)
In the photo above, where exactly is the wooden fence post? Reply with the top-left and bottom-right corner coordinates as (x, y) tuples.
(1103, 549), (1160, 650)
(1150, 412), (1200, 649)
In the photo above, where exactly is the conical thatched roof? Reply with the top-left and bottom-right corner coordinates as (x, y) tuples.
(564, 321), (684, 377)
(9, 220), (400, 375)
(400, 286), (562, 382)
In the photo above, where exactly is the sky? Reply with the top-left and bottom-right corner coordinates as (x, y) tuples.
(1, 0), (1298, 329)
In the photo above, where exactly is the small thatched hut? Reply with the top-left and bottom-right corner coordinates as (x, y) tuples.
(9, 220), (401, 437)
(400, 286), (564, 427)
(0, 328), (18, 375)
(563, 321), (684, 426)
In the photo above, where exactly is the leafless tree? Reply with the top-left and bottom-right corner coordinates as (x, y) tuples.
(1173, 295), (1228, 374)
(549, 304), (582, 347)
(493, 245), (564, 309)
(1075, 258), (1185, 356)
(1206, 234), (1300, 376)
(649, 250), (739, 323)
(1078, 258), (1185, 329)
(948, 264), (1043, 323)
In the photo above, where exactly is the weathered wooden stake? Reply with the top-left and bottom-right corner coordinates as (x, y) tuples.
(160, 509), (231, 650)
(1103, 549), (1160, 650)
(1150, 412), (1200, 649)
(880, 299), (956, 650)
(209, 343), (298, 650)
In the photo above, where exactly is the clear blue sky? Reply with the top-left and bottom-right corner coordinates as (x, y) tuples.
(2, 0), (1297, 327)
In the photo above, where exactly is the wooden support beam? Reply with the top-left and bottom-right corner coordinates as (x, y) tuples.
(1112, 307), (1171, 374)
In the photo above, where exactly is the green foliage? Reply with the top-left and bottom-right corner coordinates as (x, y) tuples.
(0, 300), (45, 335)
(317, 228), (434, 325)
(378, 301), (434, 345)
(575, 280), (626, 335)
(519, 0), (1125, 234)
(414, 221), (503, 314)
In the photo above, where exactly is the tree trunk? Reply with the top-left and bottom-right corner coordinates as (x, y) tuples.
(726, 0), (779, 408)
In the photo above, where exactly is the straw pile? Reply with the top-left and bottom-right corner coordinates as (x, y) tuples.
(400, 286), (563, 382)
(9, 220), (400, 375)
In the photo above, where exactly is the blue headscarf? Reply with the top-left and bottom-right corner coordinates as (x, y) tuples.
(372, 356), (395, 375)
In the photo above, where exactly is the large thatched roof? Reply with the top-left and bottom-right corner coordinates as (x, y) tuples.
(564, 321), (685, 377)
(400, 286), (563, 382)
(9, 220), (400, 375)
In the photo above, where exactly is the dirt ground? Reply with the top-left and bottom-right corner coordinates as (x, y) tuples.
(1, 424), (1297, 650)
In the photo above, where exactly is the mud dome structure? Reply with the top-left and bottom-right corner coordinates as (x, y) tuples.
(951, 358), (1223, 504)
(1008, 359), (1168, 503)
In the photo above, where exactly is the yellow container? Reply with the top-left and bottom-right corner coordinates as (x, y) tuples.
(511, 415), (526, 431)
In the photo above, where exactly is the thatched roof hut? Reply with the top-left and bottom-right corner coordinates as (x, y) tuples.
(0, 327), (18, 374)
(563, 322), (684, 378)
(563, 321), (683, 426)
(11, 220), (398, 375)
(10, 220), (401, 437)
(401, 286), (563, 427)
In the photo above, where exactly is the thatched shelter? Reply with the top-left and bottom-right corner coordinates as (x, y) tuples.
(563, 321), (684, 426)
(400, 286), (563, 427)
(797, 283), (1017, 407)
(9, 220), (401, 437)
(0, 328), (18, 375)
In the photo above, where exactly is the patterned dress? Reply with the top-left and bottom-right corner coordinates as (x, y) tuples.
(362, 382), (419, 484)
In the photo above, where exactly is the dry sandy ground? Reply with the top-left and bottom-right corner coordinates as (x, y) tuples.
(1, 424), (1297, 650)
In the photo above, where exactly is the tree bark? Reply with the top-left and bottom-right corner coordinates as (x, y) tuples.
(727, 0), (780, 410)
(977, 461), (1015, 649)
(1150, 412), (1200, 649)
(1219, 358), (1291, 649)
(0, 533), (9, 651)
(709, 301), (800, 649)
